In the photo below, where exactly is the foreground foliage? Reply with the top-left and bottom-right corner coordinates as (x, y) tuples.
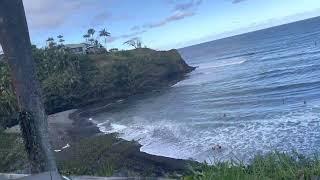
(0, 62), (17, 130)
(185, 152), (320, 180)
(0, 133), (28, 172)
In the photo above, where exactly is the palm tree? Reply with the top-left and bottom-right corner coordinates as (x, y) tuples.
(87, 28), (95, 39)
(57, 35), (64, 45)
(83, 34), (90, 42)
(99, 28), (111, 50)
(0, 0), (58, 173)
(47, 37), (54, 42)
(46, 37), (54, 47)
(57, 35), (65, 48)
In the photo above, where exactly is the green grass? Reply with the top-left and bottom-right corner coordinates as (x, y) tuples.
(0, 132), (118, 175)
(184, 152), (320, 180)
(57, 134), (118, 176)
(0, 132), (28, 172)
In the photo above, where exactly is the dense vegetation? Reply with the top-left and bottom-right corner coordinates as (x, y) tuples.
(0, 61), (17, 130)
(0, 47), (194, 129)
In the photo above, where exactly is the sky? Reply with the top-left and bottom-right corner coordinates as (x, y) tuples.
(1, 0), (320, 52)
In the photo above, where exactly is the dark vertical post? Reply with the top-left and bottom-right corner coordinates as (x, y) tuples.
(0, 0), (57, 173)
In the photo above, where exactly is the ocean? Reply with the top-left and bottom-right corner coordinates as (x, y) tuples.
(91, 17), (320, 162)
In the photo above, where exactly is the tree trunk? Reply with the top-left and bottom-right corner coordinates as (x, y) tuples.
(0, 0), (57, 173)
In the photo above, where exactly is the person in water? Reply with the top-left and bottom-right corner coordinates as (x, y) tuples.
(212, 144), (222, 151)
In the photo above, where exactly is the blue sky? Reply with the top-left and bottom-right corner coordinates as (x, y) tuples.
(16, 0), (320, 50)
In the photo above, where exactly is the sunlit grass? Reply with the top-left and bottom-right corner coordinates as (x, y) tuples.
(184, 151), (320, 180)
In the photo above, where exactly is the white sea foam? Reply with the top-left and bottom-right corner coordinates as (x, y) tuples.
(174, 57), (247, 87)
(95, 120), (128, 134)
(93, 106), (320, 163)
(197, 59), (247, 70)
(108, 123), (127, 133)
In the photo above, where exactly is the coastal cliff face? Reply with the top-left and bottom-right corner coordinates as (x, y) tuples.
(41, 48), (195, 114)
(0, 47), (195, 129)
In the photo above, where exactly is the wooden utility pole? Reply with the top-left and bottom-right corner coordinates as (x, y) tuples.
(0, 0), (58, 173)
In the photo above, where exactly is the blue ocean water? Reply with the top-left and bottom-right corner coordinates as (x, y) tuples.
(92, 17), (320, 162)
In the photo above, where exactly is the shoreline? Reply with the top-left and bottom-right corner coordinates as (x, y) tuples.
(48, 95), (198, 176)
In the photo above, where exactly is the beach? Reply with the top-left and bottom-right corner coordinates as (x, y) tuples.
(44, 101), (196, 177)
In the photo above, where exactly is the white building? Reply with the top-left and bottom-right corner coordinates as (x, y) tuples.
(65, 43), (89, 54)
(65, 43), (106, 55)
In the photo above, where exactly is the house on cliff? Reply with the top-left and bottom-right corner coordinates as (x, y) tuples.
(65, 43), (88, 54)
(65, 43), (106, 55)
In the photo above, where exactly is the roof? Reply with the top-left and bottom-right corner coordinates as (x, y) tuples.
(65, 43), (87, 49)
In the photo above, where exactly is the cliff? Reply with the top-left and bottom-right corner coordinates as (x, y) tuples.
(0, 47), (195, 129)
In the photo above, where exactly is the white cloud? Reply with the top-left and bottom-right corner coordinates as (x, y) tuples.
(107, 30), (147, 43)
(140, 0), (202, 29)
(22, 0), (105, 30)
(144, 11), (196, 28)
(232, 0), (247, 4)
(173, 0), (202, 11)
